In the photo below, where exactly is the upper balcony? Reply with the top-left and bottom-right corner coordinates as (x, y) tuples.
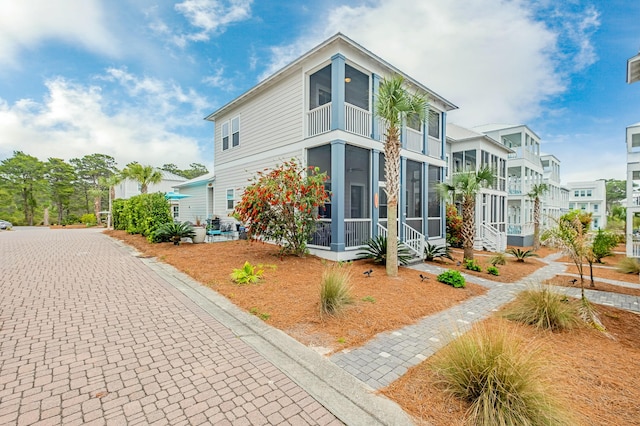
(306, 59), (443, 159)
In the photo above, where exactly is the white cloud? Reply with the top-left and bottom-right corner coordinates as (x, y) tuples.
(172, 0), (252, 46)
(260, 0), (599, 128)
(0, 74), (209, 169)
(0, 0), (118, 66)
(202, 66), (236, 91)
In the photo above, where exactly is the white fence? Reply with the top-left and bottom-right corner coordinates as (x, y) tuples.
(307, 103), (331, 137)
(345, 218), (371, 248)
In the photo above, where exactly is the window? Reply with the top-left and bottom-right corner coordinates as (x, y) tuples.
(428, 165), (442, 237)
(172, 205), (179, 219)
(569, 203), (575, 209)
(232, 117), (240, 147)
(344, 64), (369, 110)
(574, 190), (579, 197)
(226, 189), (234, 210)
(586, 189), (592, 197)
(222, 122), (229, 150)
(309, 64), (331, 110)
(344, 145), (370, 219)
(405, 160), (422, 219)
(593, 204), (599, 212)
(428, 110), (440, 139)
(406, 113), (422, 132)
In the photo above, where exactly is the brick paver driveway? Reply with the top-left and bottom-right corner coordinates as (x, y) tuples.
(0, 228), (340, 425)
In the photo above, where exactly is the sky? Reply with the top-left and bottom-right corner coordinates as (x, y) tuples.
(0, 0), (639, 183)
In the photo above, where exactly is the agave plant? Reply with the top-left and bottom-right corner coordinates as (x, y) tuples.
(506, 247), (539, 263)
(153, 221), (196, 245)
(357, 235), (413, 266)
(424, 242), (453, 262)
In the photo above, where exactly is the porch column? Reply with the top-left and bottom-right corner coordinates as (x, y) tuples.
(399, 156), (406, 240)
(440, 111), (447, 160)
(330, 139), (346, 252)
(372, 74), (380, 141)
(331, 54), (346, 131)
(372, 149), (380, 237)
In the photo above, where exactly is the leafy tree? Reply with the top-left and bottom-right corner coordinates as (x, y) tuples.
(605, 179), (626, 211)
(438, 167), (496, 260)
(445, 203), (463, 248)
(375, 75), (428, 276)
(527, 183), (548, 250)
(46, 158), (76, 225)
(160, 163), (209, 179)
(591, 228), (618, 264)
(0, 151), (46, 225)
(233, 159), (329, 257)
(71, 154), (118, 223)
(122, 162), (162, 194)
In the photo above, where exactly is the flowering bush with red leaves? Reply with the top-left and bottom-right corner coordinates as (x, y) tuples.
(446, 203), (463, 248)
(233, 159), (329, 256)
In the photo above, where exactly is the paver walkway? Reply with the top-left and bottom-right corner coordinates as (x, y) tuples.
(331, 253), (640, 390)
(0, 228), (343, 425)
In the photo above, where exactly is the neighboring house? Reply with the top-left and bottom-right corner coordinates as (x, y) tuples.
(540, 154), (567, 228)
(445, 123), (511, 252)
(114, 170), (187, 199)
(473, 124), (545, 247)
(204, 33), (457, 261)
(626, 122), (640, 257)
(566, 180), (607, 230)
(171, 172), (216, 223)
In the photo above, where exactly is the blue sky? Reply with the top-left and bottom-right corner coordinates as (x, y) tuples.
(0, 0), (639, 183)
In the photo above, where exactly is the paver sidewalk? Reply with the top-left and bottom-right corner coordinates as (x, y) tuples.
(0, 228), (343, 425)
(331, 253), (640, 390)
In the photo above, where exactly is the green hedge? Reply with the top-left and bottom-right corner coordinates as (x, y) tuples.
(115, 193), (172, 241)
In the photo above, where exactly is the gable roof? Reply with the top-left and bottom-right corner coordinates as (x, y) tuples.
(446, 123), (514, 153)
(173, 171), (215, 189)
(205, 33), (457, 122)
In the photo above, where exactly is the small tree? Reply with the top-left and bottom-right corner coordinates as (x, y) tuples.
(445, 203), (463, 248)
(591, 228), (618, 264)
(234, 159), (329, 256)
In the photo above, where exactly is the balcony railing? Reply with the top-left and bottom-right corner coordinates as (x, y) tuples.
(345, 218), (371, 248)
(308, 103), (331, 137)
(507, 148), (539, 163)
(427, 137), (442, 159)
(309, 219), (331, 248)
(345, 104), (371, 138)
(402, 222), (425, 257)
(405, 128), (422, 152)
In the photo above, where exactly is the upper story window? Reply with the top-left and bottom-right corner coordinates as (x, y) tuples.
(221, 117), (240, 150)
(226, 189), (235, 210)
(452, 150), (476, 173)
(309, 64), (331, 110)
(428, 110), (440, 139)
(344, 64), (369, 111)
(406, 113), (422, 132)
(222, 122), (229, 150)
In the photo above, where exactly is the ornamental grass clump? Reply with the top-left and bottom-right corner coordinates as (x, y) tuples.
(617, 257), (640, 274)
(432, 322), (571, 426)
(320, 264), (353, 317)
(502, 285), (579, 331)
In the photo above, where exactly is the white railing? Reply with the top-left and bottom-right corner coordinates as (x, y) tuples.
(377, 223), (388, 239)
(478, 223), (506, 252)
(402, 222), (425, 258)
(345, 218), (371, 248)
(405, 128), (423, 152)
(377, 118), (388, 142)
(630, 236), (640, 257)
(507, 223), (533, 236)
(427, 137), (442, 158)
(307, 103), (331, 137)
(309, 219), (331, 248)
(345, 104), (371, 138)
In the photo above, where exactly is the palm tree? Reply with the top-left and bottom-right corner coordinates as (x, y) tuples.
(528, 183), (548, 251)
(438, 167), (496, 261)
(122, 163), (162, 194)
(375, 75), (428, 277)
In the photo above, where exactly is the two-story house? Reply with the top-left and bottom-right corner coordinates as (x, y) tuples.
(540, 153), (567, 228)
(567, 180), (607, 230)
(204, 33), (457, 260)
(626, 122), (640, 257)
(446, 123), (511, 252)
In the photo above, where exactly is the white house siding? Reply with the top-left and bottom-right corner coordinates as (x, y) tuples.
(566, 180), (607, 230)
(214, 71), (304, 165)
(214, 147), (304, 219)
(176, 185), (209, 224)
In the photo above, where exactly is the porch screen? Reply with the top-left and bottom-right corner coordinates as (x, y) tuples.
(427, 165), (442, 237)
(307, 144), (331, 218)
(309, 65), (331, 110)
(345, 64), (369, 111)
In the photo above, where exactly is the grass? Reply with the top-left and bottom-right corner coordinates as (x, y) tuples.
(432, 321), (571, 425)
(616, 257), (640, 274)
(502, 285), (579, 331)
(319, 264), (353, 316)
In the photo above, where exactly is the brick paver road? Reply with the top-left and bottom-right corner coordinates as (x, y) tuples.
(0, 228), (341, 425)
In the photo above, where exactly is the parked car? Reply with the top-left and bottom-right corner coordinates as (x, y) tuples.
(0, 220), (13, 230)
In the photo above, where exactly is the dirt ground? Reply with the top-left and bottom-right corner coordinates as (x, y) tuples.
(102, 230), (640, 425)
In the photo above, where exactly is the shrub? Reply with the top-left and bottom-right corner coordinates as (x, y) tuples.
(487, 266), (499, 276)
(230, 261), (264, 284)
(119, 193), (172, 241)
(616, 257), (640, 274)
(80, 213), (97, 226)
(112, 199), (126, 230)
(357, 235), (413, 266)
(437, 269), (466, 288)
(506, 248), (539, 262)
(502, 286), (579, 331)
(591, 229), (618, 263)
(489, 252), (507, 266)
(153, 222), (195, 245)
(446, 203), (463, 248)
(424, 242), (453, 262)
(320, 264), (352, 316)
(464, 258), (481, 272)
(432, 322), (570, 426)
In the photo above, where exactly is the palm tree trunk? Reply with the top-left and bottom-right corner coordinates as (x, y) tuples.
(462, 196), (475, 260)
(385, 127), (401, 277)
(533, 197), (541, 250)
